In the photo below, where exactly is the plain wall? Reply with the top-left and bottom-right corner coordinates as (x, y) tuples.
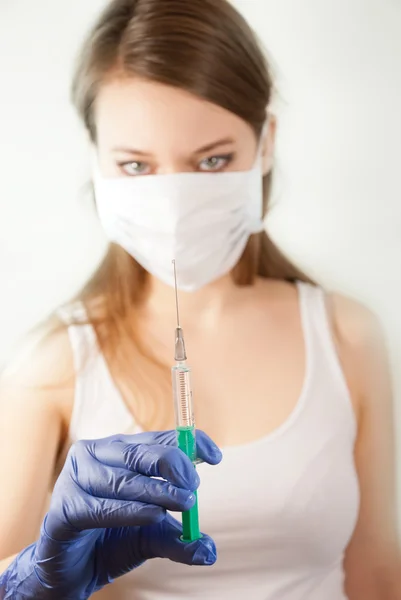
(0, 0), (400, 508)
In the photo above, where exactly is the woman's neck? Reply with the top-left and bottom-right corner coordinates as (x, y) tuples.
(143, 273), (244, 329)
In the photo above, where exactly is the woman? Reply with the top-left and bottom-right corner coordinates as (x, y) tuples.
(0, 0), (399, 598)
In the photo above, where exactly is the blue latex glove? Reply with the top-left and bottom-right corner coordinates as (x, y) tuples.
(0, 430), (222, 600)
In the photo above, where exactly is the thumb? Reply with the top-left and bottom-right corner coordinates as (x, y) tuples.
(142, 514), (217, 566)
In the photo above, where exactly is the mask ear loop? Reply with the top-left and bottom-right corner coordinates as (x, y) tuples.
(247, 120), (269, 234)
(253, 119), (269, 166)
(247, 118), (271, 233)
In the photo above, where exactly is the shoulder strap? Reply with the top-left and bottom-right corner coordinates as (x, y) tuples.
(57, 303), (98, 374)
(296, 281), (356, 431)
(56, 302), (136, 441)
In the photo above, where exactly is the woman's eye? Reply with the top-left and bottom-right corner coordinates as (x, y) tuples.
(198, 154), (233, 172)
(118, 161), (150, 176)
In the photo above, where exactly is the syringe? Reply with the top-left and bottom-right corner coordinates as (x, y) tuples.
(171, 260), (201, 542)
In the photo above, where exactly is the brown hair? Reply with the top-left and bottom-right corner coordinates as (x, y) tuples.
(69, 0), (314, 429)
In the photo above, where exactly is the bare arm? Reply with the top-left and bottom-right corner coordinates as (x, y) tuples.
(330, 294), (400, 599)
(0, 322), (74, 559)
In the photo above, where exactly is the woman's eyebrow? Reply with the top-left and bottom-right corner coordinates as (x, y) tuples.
(111, 137), (235, 157)
(193, 137), (235, 154)
(111, 146), (151, 156)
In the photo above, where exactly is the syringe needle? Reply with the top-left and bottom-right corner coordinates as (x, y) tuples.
(172, 259), (180, 328)
(172, 260), (187, 361)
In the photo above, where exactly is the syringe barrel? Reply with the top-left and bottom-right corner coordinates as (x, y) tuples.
(171, 362), (195, 429)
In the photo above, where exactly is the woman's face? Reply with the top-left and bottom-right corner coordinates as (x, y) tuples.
(94, 78), (272, 177)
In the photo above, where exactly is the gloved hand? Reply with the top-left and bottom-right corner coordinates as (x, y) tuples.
(0, 430), (222, 600)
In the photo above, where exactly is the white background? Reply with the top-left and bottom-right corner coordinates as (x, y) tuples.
(0, 1), (400, 503)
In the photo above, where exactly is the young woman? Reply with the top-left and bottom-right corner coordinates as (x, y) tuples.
(0, 0), (399, 598)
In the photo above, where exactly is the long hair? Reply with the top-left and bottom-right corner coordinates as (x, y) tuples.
(67, 0), (314, 429)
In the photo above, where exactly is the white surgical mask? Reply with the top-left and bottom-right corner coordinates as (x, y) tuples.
(93, 132), (267, 292)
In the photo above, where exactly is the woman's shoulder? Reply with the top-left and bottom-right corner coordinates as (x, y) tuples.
(255, 277), (382, 339)
(326, 291), (390, 418)
(327, 292), (383, 351)
(0, 315), (75, 433)
(1, 315), (74, 387)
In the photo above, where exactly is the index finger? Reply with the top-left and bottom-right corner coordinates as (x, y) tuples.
(87, 430), (222, 489)
(126, 430), (222, 465)
(88, 439), (199, 490)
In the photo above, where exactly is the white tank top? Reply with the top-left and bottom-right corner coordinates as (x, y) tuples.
(59, 282), (359, 600)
